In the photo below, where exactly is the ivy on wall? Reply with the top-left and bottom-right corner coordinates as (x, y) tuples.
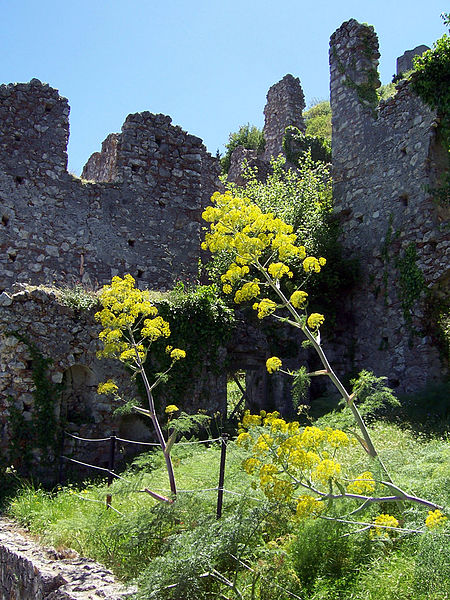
(410, 21), (450, 206)
(138, 284), (236, 410)
(5, 332), (63, 472)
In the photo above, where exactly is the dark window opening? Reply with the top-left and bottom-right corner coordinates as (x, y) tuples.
(131, 164), (139, 172)
(15, 176), (24, 185)
(8, 252), (16, 262)
(128, 239), (135, 247)
(14, 134), (21, 141)
(45, 104), (53, 112)
(137, 269), (144, 278)
(155, 137), (162, 147)
(26, 360), (33, 370)
(399, 194), (408, 207)
(1, 215), (9, 226)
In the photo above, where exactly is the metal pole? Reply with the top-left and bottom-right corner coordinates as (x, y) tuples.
(106, 431), (116, 508)
(216, 434), (228, 519)
(57, 429), (66, 485)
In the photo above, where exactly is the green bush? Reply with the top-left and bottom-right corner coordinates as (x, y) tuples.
(221, 124), (265, 174)
(304, 100), (332, 141)
(283, 126), (331, 165)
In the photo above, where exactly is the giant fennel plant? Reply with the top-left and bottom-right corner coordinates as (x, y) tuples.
(95, 274), (187, 501)
(202, 191), (447, 531)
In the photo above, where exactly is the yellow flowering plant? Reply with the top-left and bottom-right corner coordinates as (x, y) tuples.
(202, 191), (378, 461)
(238, 410), (445, 528)
(203, 193), (447, 527)
(95, 274), (187, 501)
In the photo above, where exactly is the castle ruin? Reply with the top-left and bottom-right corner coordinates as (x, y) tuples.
(0, 20), (448, 476)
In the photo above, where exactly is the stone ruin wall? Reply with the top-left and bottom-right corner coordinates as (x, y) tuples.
(0, 79), (224, 475)
(0, 79), (220, 295)
(328, 19), (448, 392)
(0, 518), (133, 599)
(263, 74), (306, 161)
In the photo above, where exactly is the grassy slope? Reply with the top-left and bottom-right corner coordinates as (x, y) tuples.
(4, 422), (450, 599)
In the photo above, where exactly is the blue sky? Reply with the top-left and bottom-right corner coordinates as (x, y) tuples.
(1, 1), (447, 174)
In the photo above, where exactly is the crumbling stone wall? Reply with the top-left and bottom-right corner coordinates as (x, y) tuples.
(263, 74), (306, 161)
(0, 518), (133, 599)
(0, 286), (126, 480)
(329, 19), (449, 392)
(0, 80), (220, 294)
(0, 285), (229, 480)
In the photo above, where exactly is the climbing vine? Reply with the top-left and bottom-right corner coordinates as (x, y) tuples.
(395, 244), (427, 332)
(331, 40), (380, 115)
(138, 284), (235, 411)
(6, 332), (63, 471)
(410, 19), (450, 206)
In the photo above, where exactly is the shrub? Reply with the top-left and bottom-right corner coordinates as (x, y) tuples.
(283, 126), (331, 165)
(304, 100), (332, 141)
(220, 123), (265, 174)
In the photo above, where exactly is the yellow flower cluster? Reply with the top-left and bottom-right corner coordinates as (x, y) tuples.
(290, 290), (308, 308)
(238, 412), (355, 507)
(253, 298), (278, 319)
(169, 348), (186, 361)
(165, 404), (179, 414)
(221, 263), (250, 287)
(266, 356), (282, 373)
(202, 192), (303, 267)
(241, 411), (262, 428)
(95, 274), (171, 364)
(425, 509), (447, 529)
(97, 380), (119, 396)
(371, 513), (399, 538)
(234, 281), (260, 304)
(312, 458), (342, 484)
(307, 313), (325, 330)
(346, 471), (376, 494)
(268, 262), (293, 280)
(303, 256), (326, 273)
(296, 495), (324, 519)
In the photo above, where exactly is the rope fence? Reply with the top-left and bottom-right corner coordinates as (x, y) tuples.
(59, 430), (230, 517)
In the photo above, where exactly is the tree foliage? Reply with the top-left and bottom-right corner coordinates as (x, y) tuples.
(220, 123), (265, 174)
(304, 100), (332, 140)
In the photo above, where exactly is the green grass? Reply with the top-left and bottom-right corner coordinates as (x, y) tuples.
(4, 421), (450, 599)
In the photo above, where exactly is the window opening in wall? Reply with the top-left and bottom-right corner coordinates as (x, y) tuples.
(227, 371), (247, 419)
(1, 215), (9, 226)
(14, 134), (21, 141)
(15, 176), (24, 184)
(399, 194), (409, 207)
(137, 269), (144, 278)
(155, 137), (162, 147)
(128, 239), (135, 247)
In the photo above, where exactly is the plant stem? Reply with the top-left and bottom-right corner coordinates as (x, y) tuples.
(139, 366), (177, 497)
(256, 261), (392, 481)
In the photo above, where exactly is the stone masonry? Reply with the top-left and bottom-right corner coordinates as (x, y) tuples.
(0, 518), (134, 599)
(0, 79), (220, 294)
(263, 74), (306, 161)
(329, 19), (448, 392)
